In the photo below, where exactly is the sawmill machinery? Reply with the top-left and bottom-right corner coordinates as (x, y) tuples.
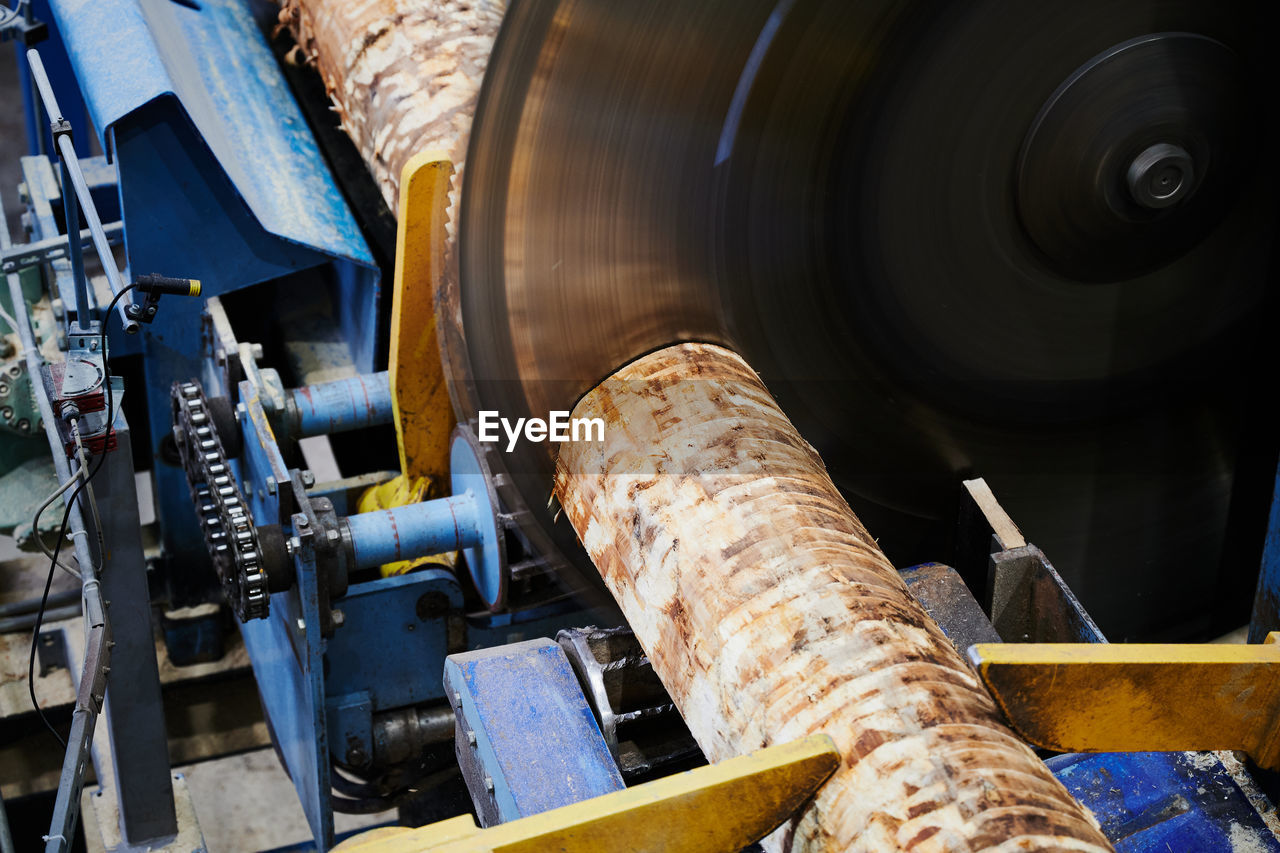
(2, 0), (1280, 850)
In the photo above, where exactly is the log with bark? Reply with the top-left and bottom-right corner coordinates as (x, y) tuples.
(276, 0), (504, 217)
(554, 342), (1111, 853)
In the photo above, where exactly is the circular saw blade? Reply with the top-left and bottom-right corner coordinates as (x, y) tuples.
(451, 0), (1278, 639)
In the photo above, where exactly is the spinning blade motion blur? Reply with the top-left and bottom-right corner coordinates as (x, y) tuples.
(450, 0), (1278, 640)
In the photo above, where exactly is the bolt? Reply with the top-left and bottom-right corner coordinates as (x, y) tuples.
(236, 402), (247, 417)
(251, 343), (264, 361)
(466, 730), (477, 746)
(296, 617), (306, 632)
(17, 419), (30, 433)
(297, 516), (310, 529)
(0, 381), (9, 395)
(266, 477), (276, 495)
(301, 470), (316, 488)
(0, 406), (11, 420)
(484, 777), (494, 793)
(332, 609), (345, 628)
(326, 529), (340, 543)
(286, 536), (301, 555)
(1127, 142), (1194, 210)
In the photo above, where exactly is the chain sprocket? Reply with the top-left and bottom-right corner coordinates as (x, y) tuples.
(172, 380), (269, 621)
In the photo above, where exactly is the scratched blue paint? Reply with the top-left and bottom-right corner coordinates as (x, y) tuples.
(346, 496), (484, 570)
(445, 639), (625, 826)
(46, 0), (380, 579)
(1049, 751), (1280, 852)
(291, 372), (394, 438)
(235, 378), (335, 849)
(325, 570), (463, 710)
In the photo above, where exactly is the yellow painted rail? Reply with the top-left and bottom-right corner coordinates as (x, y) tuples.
(334, 734), (841, 853)
(972, 632), (1280, 768)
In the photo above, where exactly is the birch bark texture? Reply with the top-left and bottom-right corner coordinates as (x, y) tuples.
(554, 343), (1111, 853)
(276, 0), (504, 216)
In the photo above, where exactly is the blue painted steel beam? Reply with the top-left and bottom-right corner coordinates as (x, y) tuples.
(345, 495), (484, 570)
(289, 371), (393, 438)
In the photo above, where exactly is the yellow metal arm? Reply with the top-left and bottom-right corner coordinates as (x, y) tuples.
(334, 734), (841, 853)
(971, 633), (1280, 768)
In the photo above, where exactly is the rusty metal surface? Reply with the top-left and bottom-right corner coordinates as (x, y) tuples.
(554, 342), (1112, 852)
(972, 635), (1280, 769)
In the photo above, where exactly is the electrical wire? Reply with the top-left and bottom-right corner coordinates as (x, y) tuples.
(30, 472), (84, 580)
(28, 283), (137, 748)
(72, 418), (105, 561)
(0, 0), (26, 33)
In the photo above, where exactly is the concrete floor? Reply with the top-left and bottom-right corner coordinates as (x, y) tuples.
(1, 39), (388, 853)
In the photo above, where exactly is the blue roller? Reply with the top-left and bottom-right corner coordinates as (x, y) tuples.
(289, 372), (394, 438)
(345, 494), (485, 570)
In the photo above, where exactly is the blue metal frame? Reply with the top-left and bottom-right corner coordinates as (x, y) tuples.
(47, 0), (381, 583)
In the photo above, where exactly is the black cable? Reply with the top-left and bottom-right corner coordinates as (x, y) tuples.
(27, 284), (137, 748)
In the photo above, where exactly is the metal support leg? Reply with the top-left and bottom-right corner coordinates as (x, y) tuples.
(94, 415), (178, 844)
(59, 158), (88, 326)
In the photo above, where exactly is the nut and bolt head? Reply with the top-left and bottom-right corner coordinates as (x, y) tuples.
(300, 470), (316, 488)
(0, 381), (10, 395)
(17, 419), (30, 433)
(286, 536), (301, 556)
(296, 516), (310, 529)
(466, 730), (477, 746)
(484, 777), (494, 793)
(296, 617), (306, 631)
(326, 529), (340, 543)
(1127, 142), (1195, 210)
(265, 477), (277, 495)
(331, 609), (345, 627)
(0, 406), (12, 420)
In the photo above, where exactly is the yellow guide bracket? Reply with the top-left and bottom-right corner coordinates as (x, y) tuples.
(389, 151), (456, 487)
(361, 152), (459, 574)
(971, 633), (1280, 768)
(334, 734), (841, 853)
